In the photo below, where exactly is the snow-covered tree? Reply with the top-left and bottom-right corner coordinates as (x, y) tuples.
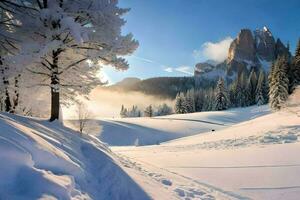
(120, 105), (128, 118)
(156, 103), (172, 116)
(214, 78), (228, 111)
(292, 39), (300, 86)
(269, 56), (289, 110)
(255, 70), (268, 105)
(247, 69), (258, 105)
(194, 89), (204, 112)
(6, 0), (138, 121)
(129, 105), (141, 117)
(144, 105), (153, 117)
(184, 89), (195, 113)
(202, 88), (215, 111)
(175, 92), (186, 114)
(240, 72), (250, 107)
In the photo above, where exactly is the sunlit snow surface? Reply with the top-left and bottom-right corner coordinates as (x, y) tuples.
(93, 105), (270, 146)
(0, 113), (149, 200)
(112, 89), (300, 200)
(1, 89), (299, 200)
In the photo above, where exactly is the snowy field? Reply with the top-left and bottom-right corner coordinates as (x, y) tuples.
(1, 91), (299, 200)
(112, 91), (300, 200)
(70, 105), (269, 146)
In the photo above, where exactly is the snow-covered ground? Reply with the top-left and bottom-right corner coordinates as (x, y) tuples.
(112, 90), (300, 200)
(0, 113), (149, 200)
(74, 105), (269, 146)
(1, 90), (299, 200)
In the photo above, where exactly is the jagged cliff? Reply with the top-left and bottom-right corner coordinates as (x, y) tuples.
(195, 27), (290, 79)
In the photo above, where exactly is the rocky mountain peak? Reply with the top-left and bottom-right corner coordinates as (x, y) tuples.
(226, 27), (290, 75)
(228, 29), (256, 63)
(194, 27), (291, 80)
(254, 26), (276, 61)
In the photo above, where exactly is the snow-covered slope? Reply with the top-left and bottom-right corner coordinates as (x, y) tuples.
(0, 113), (149, 200)
(92, 105), (269, 146)
(113, 89), (300, 200)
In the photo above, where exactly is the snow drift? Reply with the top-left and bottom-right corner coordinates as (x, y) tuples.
(0, 113), (149, 200)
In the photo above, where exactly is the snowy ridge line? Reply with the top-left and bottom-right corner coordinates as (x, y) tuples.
(151, 117), (228, 126)
(165, 164), (300, 169)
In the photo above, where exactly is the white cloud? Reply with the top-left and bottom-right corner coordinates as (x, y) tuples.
(131, 55), (193, 75)
(193, 37), (233, 63)
(164, 67), (173, 73)
(175, 66), (193, 75)
(131, 55), (157, 64)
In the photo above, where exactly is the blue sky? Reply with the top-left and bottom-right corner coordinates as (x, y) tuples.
(102, 0), (300, 83)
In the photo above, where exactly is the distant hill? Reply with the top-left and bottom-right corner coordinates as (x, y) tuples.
(106, 76), (200, 99)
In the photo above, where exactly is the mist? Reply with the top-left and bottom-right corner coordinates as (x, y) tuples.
(63, 86), (174, 119)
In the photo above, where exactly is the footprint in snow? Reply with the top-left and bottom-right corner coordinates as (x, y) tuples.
(174, 188), (185, 197)
(161, 179), (172, 186)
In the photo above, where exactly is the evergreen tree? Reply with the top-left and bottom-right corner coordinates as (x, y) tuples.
(201, 88), (215, 111)
(156, 103), (172, 116)
(175, 92), (186, 114)
(194, 89), (204, 112)
(129, 105), (140, 117)
(120, 105), (127, 118)
(184, 89), (195, 113)
(247, 69), (258, 105)
(255, 70), (268, 105)
(239, 72), (250, 107)
(214, 78), (229, 111)
(292, 39), (300, 85)
(269, 56), (289, 110)
(144, 105), (153, 117)
(228, 80), (238, 107)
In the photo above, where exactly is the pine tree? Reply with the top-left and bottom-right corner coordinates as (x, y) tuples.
(144, 105), (153, 117)
(214, 78), (229, 111)
(247, 69), (258, 105)
(120, 105), (127, 118)
(184, 89), (195, 113)
(175, 92), (186, 114)
(229, 79), (238, 107)
(156, 103), (172, 116)
(255, 70), (267, 105)
(202, 88), (212, 111)
(238, 72), (250, 107)
(194, 90), (204, 112)
(269, 56), (289, 110)
(292, 39), (300, 85)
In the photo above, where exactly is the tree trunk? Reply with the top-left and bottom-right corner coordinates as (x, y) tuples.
(0, 56), (11, 112)
(49, 50), (61, 122)
(50, 87), (59, 121)
(4, 86), (11, 112)
(12, 74), (21, 113)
